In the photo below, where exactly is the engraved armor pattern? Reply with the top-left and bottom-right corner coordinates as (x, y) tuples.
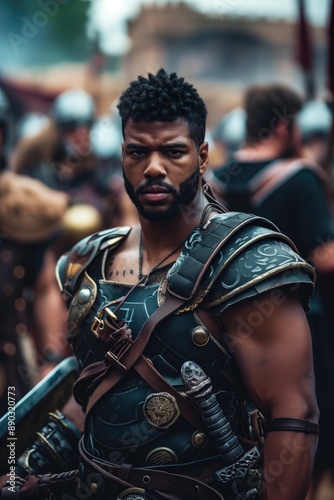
(57, 214), (315, 469)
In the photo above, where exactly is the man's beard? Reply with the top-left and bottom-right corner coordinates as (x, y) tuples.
(123, 165), (200, 221)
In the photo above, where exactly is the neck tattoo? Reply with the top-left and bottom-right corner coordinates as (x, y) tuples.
(138, 231), (185, 281)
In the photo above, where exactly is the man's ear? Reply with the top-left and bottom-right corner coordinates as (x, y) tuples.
(198, 141), (209, 175)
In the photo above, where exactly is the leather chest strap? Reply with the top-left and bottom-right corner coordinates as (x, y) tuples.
(84, 213), (268, 421)
(85, 295), (185, 417)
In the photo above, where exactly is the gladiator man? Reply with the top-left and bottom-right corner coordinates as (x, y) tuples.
(2, 69), (319, 500)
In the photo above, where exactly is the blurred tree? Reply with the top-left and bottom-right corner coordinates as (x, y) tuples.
(0, 0), (91, 67)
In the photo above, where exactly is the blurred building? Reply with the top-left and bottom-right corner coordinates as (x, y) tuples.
(123, 2), (327, 126)
(0, 2), (328, 131)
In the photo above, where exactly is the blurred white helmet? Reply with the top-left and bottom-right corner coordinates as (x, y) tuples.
(90, 115), (122, 160)
(297, 100), (332, 142)
(15, 112), (50, 140)
(212, 107), (246, 153)
(52, 88), (95, 128)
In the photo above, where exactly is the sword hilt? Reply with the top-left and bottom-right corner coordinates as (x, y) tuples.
(181, 360), (261, 496)
(181, 361), (244, 463)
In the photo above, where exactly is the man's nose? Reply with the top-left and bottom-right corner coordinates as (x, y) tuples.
(143, 152), (167, 177)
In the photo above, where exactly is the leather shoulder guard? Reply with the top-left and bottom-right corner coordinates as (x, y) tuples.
(55, 226), (131, 301)
(164, 212), (315, 312)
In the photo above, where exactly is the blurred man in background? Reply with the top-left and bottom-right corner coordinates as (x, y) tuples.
(297, 98), (332, 169)
(211, 83), (334, 497)
(0, 88), (70, 412)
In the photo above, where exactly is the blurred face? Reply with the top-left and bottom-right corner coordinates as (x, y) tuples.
(63, 124), (91, 157)
(122, 119), (208, 221)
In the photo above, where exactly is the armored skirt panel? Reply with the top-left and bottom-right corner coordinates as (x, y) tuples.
(75, 275), (235, 466)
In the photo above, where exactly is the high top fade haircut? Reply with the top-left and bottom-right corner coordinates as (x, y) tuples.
(117, 68), (207, 148)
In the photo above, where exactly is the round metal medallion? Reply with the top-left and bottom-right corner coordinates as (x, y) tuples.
(117, 488), (147, 500)
(143, 392), (181, 429)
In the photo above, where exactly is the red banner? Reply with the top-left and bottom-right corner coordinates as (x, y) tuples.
(0, 74), (58, 119)
(296, 0), (313, 71)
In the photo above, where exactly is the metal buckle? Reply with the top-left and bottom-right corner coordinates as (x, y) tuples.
(90, 309), (106, 338)
(90, 307), (118, 338)
(104, 307), (118, 323)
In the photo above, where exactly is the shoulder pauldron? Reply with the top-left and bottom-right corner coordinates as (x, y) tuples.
(55, 226), (131, 302)
(165, 212), (315, 311)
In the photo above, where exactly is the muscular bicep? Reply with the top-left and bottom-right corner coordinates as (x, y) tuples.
(218, 290), (317, 419)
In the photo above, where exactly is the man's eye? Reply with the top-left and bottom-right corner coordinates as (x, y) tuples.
(167, 150), (183, 157)
(130, 150), (146, 158)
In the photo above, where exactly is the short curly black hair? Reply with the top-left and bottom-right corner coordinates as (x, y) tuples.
(117, 68), (207, 148)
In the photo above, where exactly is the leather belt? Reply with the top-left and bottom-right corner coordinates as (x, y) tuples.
(79, 438), (225, 500)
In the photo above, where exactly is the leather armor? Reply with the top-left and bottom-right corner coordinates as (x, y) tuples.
(56, 212), (315, 471)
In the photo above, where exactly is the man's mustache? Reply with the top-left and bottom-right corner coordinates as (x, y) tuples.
(136, 180), (176, 195)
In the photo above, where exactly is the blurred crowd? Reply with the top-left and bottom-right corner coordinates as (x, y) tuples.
(207, 86), (334, 499)
(0, 84), (138, 416)
(0, 79), (334, 498)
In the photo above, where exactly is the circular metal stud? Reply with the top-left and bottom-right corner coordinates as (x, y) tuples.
(90, 482), (98, 493)
(78, 286), (92, 304)
(191, 431), (209, 448)
(191, 326), (210, 346)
